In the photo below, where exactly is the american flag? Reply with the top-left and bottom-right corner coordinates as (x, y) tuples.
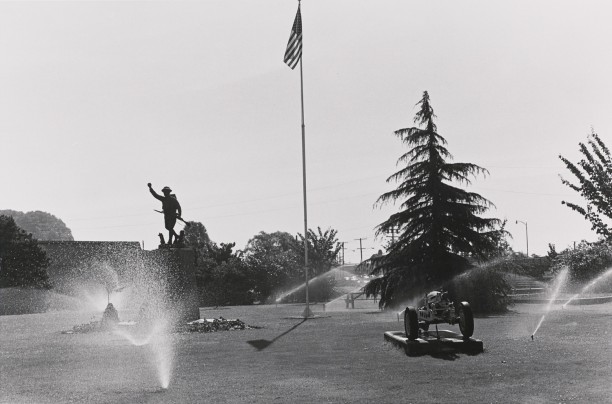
(283, 6), (302, 69)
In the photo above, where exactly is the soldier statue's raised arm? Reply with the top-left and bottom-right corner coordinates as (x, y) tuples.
(148, 183), (182, 245)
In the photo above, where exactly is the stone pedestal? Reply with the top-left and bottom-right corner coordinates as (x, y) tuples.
(384, 330), (484, 356)
(148, 248), (200, 324)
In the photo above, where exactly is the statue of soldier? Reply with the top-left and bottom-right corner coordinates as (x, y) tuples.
(148, 183), (182, 245)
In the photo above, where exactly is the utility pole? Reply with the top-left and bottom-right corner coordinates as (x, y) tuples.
(516, 220), (529, 257)
(340, 242), (346, 265)
(385, 226), (399, 244)
(355, 237), (367, 263)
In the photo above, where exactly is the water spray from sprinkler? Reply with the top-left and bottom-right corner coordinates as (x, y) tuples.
(531, 267), (569, 338)
(562, 266), (612, 308)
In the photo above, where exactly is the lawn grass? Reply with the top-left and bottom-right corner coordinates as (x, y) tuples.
(1, 303), (611, 403)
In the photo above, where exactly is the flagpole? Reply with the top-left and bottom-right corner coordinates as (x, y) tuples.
(299, 1), (312, 319)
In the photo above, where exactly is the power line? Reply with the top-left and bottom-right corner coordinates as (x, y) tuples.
(471, 186), (574, 197)
(69, 189), (382, 225)
(65, 174), (576, 228)
(67, 175), (387, 222)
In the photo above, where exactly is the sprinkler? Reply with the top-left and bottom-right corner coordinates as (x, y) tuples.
(531, 267), (569, 337)
(530, 334), (534, 341)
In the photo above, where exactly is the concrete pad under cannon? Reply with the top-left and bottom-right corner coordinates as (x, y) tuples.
(384, 330), (484, 356)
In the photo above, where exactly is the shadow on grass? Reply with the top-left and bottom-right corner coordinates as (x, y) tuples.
(473, 310), (513, 318)
(246, 319), (307, 351)
(407, 350), (481, 360)
(428, 352), (460, 361)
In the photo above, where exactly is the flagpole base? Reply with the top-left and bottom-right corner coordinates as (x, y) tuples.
(302, 306), (314, 318)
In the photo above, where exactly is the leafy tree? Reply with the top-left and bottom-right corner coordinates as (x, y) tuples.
(183, 221), (212, 251)
(183, 221), (236, 268)
(0, 210), (73, 241)
(242, 231), (302, 301)
(206, 242), (237, 264)
(183, 222), (254, 306)
(0, 215), (51, 289)
(365, 91), (505, 308)
(559, 131), (612, 238)
(295, 227), (342, 277)
(197, 242), (254, 306)
(484, 219), (514, 259)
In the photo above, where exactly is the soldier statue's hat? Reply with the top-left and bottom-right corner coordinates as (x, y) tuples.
(162, 186), (172, 193)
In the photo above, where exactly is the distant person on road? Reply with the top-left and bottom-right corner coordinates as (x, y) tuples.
(148, 183), (182, 245)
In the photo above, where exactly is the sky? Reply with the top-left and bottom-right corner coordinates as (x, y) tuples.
(1, 0), (612, 263)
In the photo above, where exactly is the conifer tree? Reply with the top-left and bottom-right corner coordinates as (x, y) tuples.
(0, 215), (51, 289)
(365, 91), (504, 308)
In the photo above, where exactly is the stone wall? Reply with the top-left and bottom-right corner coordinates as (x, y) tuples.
(144, 248), (200, 322)
(34, 241), (200, 322)
(38, 241), (142, 293)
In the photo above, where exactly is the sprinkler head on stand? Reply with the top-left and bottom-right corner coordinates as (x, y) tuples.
(531, 334), (534, 341)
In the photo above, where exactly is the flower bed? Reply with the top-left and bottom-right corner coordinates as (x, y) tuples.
(62, 316), (256, 334)
(183, 317), (255, 333)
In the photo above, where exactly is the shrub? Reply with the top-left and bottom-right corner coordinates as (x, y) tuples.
(197, 256), (256, 307)
(551, 240), (612, 292)
(482, 255), (552, 280)
(552, 240), (612, 282)
(279, 273), (338, 303)
(446, 265), (512, 315)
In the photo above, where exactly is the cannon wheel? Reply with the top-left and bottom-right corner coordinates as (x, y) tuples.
(404, 306), (419, 340)
(458, 301), (474, 339)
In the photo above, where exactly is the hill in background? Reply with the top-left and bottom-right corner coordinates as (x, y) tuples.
(0, 210), (73, 241)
